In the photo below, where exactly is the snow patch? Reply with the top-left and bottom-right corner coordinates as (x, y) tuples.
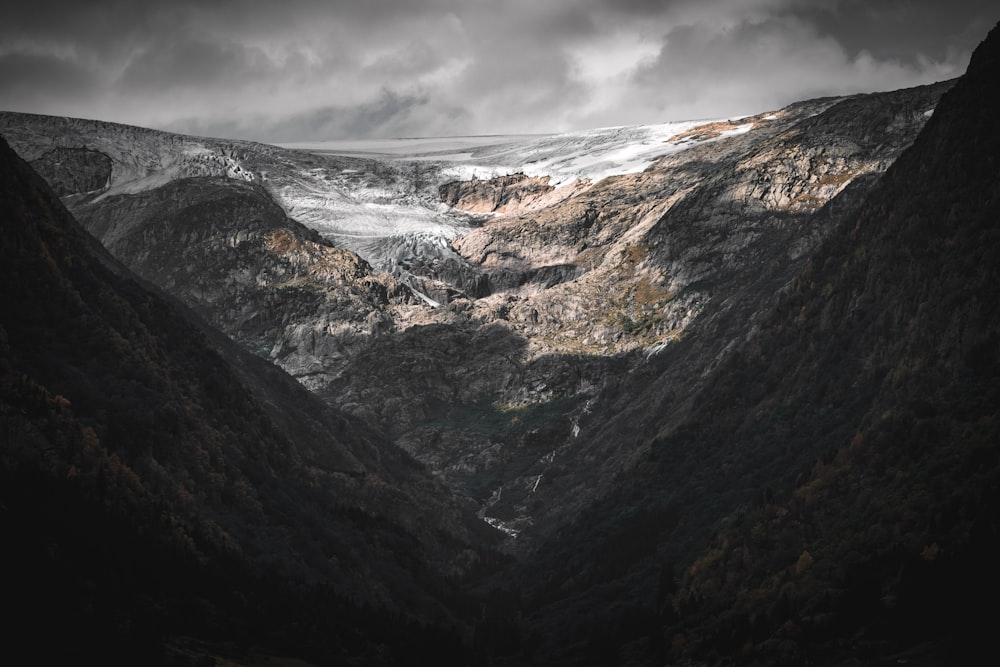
(482, 516), (520, 538)
(531, 475), (542, 493)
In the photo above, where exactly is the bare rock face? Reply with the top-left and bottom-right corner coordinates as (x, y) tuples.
(439, 172), (555, 214)
(28, 147), (112, 197)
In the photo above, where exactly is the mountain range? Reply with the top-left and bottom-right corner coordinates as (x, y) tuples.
(1, 21), (998, 667)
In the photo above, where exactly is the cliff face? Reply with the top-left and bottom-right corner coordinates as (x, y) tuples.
(449, 84), (949, 360)
(438, 172), (557, 214)
(69, 175), (412, 388)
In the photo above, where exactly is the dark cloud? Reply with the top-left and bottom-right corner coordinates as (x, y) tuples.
(1, 0), (997, 140)
(779, 0), (1000, 63)
(302, 89), (435, 140)
(624, 13), (957, 122)
(168, 88), (472, 143)
(117, 39), (270, 90)
(0, 51), (103, 116)
(0, 51), (98, 93)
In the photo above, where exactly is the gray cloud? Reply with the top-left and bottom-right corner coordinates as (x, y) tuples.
(117, 38), (271, 91)
(1, 0), (997, 140)
(168, 88), (472, 143)
(0, 51), (100, 100)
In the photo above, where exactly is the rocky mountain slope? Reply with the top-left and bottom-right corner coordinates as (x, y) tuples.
(370, 81), (949, 541)
(0, 77), (952, 549)
(511, 22), (1000, 667)
(463, 82), (950, 541)
(0, 134), (500, 664)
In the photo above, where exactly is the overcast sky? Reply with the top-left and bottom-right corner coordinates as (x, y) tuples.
(2, 0), (998, 142)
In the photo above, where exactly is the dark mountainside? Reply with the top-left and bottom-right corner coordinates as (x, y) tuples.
(0, 135), (503, 664)
(511, 23), (1000, 666)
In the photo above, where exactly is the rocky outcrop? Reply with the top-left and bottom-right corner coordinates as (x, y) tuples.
(28, 147), (112, 196)
(439, 172), (555, 214)
(431, 80), (953, 545)
(444, 82), (949, 365)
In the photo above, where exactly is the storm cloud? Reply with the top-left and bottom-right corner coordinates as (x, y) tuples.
(1, 0), (997, 141)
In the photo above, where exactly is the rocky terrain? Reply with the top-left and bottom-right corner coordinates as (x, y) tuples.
(513, 24), (1000, 665)
(321, 82), (951, 542)
(0, 78), (951, 547)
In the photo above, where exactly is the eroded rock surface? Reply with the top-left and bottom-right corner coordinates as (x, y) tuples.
(439, 172), (556, 214)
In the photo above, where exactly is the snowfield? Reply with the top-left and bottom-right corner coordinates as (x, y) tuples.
(281, 118), (748, 187)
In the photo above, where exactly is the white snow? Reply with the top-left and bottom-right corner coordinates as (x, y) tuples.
(482, 516), (519, 538)
(282, 118), (752, 189)
(427, 120), (740, 187)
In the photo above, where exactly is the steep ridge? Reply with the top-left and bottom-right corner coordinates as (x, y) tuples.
(0, 135), (499, 664)
(514, 23), (1000, 666)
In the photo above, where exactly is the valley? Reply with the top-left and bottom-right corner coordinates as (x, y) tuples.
(0, 79), (950, 548)
(2, 21), (999, 664)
